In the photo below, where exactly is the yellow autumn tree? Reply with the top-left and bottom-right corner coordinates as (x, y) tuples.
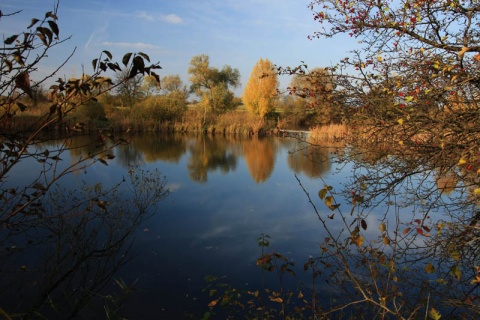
(243, 58), (278, 118)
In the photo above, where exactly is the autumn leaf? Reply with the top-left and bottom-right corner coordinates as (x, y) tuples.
(429, 307), (442, 320)
(425, 263), (435, 273)
(382, 236), (390, 245)
(458, 46), (469, 58)
(208, 299), (219, 307)
(451, 265), (461, 280)
(318, 188), (328, 200)
(352, 235), (364, 247)
(379, 222), (386, 233)
(325, 196), (334, 209)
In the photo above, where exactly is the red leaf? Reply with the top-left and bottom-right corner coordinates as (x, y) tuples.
(416, 228), (424, 235)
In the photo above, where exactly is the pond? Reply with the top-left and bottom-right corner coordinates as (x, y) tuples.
(1, 132), (477, 319)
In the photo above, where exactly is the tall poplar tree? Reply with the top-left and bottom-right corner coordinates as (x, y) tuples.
(243, 58), (278, 118)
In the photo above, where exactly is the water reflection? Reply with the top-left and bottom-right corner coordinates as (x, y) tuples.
(2, 133), (339, 318)
(108, 133), (331, 184)
(284, 138), (332, 178)
(187, 135), (238, 183)
(242, 137), (276, 183)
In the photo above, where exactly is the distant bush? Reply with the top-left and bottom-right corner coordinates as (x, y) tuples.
(133, 93), (187, 123)
(70, 100), (107, 123)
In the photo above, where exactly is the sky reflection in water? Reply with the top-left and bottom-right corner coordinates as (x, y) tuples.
(4, 133), (359, 318)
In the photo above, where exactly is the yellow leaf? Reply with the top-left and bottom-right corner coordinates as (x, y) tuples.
(425, 263), (435, 273)
(379, 222), (386, 233)
(451, 251), (460, 261)
(352, 235), (364, 247)
(429, 307), (442, 320)
(474, 188), (480, 195)
(398, 140), (404, 145)
(389, 259), (395, 272)
(270, 297), (283, 303)
(458, 46), (469, 58)
(382, 236), (390, 245)
(397, 118), (404, 125)
(377, 55), (383, 62)
(451, 265), (461, 280)
(470, 276), (480, 284)
(457, 158), (467, 166)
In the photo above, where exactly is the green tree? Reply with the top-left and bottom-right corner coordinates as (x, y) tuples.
(243, 58), (279, 119)
(188, 54), (240, 124)
(115, 68), (146, 106)
(161, 74), (185, 95)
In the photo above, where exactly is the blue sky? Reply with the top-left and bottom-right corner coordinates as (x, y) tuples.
(3, 0), (356, 95)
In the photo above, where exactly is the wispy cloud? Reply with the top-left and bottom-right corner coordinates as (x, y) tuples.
(161, 14), (182, 24)
(135, 11), (183, 24)
(102, 41), (163, 50)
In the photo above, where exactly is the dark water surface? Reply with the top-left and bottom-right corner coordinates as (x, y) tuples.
(115, 134), (342, 318)
(1, 133), (369, 319)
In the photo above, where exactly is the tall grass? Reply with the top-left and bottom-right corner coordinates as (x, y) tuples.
(308, 124), (351, 144)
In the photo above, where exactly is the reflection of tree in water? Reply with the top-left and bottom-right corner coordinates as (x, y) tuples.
(0, 167), (168, 318)
(187, 135), (237, 183)
(242, 137), (275, 183)
(286, 139), (332, 178)
(116, 133), (188, 167)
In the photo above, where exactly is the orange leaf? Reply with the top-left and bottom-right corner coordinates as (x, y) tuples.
(403, 227), (411, 234)
(208, 299), (219, 307)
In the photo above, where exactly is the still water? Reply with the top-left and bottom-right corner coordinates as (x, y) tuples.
(113, 134), (342, 318)
(1, 133), (370, 318)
